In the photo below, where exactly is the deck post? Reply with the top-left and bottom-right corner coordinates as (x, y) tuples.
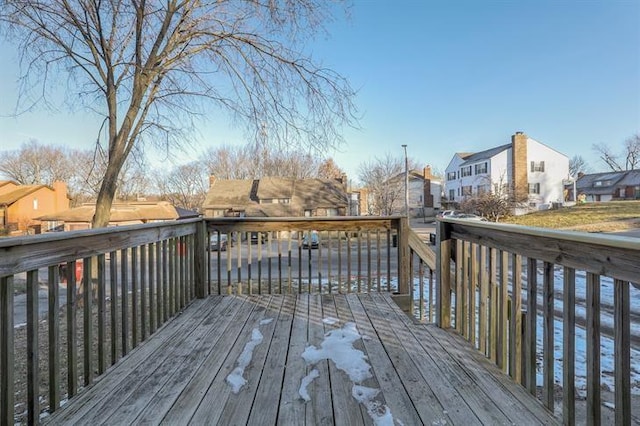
(194, 219), (207, 298)
(398, 217), (410, 295)
(435, 220), (452, 328)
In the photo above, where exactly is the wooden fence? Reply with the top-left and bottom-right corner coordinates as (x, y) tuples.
(435, 218), (638, 425)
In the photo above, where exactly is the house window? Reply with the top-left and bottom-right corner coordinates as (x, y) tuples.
(460, 166), (472, 177)
(476, 184), (490, 195)
(530, 161), (545, 172)
(528, 183), (541, 194)
(449, 189), (455, 200)
(474, 162), (488, 174)
(447, 172), (457, 181)
(462, 186), (472, 196)
(594, 181), (602, 187)
(304, 209), (313, 217)
(619, 188), (625, 198)
(33, 199), (38, 210)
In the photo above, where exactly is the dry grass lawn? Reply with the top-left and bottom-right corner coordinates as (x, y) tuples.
(501, 200), (640, 231)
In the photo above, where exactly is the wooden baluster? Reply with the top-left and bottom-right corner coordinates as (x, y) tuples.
(26, 270), (39, 424)
(586, 272), (600, 424)
(510, 254), (522, 383)
(542, 261), (554, 410)
(83, 257), (93, 385)
(614, 279), (631, 425)
(97, 254), (107, 374)
(47, 265), (60, 412)
(524, 257), (537, 395)
(110, 251), (119, 365)
(67, 260), (78, 397)
(1, 276), (15, 423)
(479, 246), (488, 355)
(563, 267), (576, 424)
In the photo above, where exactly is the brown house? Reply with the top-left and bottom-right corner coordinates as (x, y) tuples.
(202, 176), (349, 218)
(38, 201), (200, 231)
(0, 180), (69, 235)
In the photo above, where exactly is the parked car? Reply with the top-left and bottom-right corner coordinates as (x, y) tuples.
(454, 213), (488, 221)
(436, 210), (460, 219)
(209, 233), (232, 251)
(250, 231), (268, 244)
(301, 232), (319, 249)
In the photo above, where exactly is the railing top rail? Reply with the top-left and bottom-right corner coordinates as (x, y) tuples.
(205, 216), (403, 232)
(0, 218), (201, 278)
(440, 217), (640, 283)
(440, 217), (640, 251)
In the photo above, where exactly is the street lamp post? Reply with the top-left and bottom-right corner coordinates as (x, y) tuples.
(402, 144), (408, 217)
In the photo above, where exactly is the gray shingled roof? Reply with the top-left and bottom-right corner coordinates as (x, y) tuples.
(460, 143), (511, 166)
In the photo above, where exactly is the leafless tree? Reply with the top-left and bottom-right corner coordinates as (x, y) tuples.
(592, 134), (640, 171)
(568, 155), (589, 177)
(624, 134), (640, 170)
(358, 154), (404, 216)
(317, 158), (345, 180)
(459, 173), (528, 222)
(1, 1), (356, 228)
(155, 161), (208, 211)
(0, 139), (73, 185)
(202, 142), (341, 180)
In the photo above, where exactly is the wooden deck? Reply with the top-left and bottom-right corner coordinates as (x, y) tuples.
(45, 293), (558, 425)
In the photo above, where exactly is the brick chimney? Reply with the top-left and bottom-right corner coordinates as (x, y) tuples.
(511, 132), (528, 200)
(423, 165), (432, 180)
(422, 165), (434, 208)
(52, 181), (69, 211)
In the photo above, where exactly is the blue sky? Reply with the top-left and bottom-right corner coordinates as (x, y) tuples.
(1, 0), (639, 181)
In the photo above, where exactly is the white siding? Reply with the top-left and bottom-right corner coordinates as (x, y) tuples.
(526, 137), (569, 206)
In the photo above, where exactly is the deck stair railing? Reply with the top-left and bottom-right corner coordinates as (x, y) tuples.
(435, 218), (638, 425)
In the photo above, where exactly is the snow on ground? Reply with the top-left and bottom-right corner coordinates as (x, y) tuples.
(301, 320), (397, 425)
(225, 319), (272, 393)
(412, 265), (640, 398)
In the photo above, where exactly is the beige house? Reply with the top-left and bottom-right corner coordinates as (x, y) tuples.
(202, 176), (349, 218)
(38, 201), (199, 231)
(0, 180), (69, 235)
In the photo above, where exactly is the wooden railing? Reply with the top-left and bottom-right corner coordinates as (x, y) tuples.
(0, 216), (411, 424)
(0, 219), (207, 425)
(4, 214), (635, 424)
(204, 217), (409, 296)
(435, 218), (638, 425)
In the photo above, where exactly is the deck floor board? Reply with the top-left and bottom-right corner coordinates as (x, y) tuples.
(45, 294), (558, 425)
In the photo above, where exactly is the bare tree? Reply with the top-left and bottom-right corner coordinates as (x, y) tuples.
(459, 173), (528, 222)
(202, 142), (338, 180)
(624, 134), (640, 170)
(0, 139), (73, 185)
(155, 161), (207, 211)
(317, 158), (345, 180)
(2, 1), (356, 228)
(568, 154), (590, 177)
(358, 154), (404, 216)
(592, 134), (640, 171)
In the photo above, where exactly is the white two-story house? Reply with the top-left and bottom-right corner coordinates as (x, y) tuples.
(444, 132), (569, 213)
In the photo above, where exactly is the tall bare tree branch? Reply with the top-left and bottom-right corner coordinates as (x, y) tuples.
(1, 0), (357, 227)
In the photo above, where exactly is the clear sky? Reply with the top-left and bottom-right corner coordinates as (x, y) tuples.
(1, 0), (639, 182)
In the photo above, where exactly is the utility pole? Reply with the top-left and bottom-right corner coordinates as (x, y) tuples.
(402, 144), (408, 217)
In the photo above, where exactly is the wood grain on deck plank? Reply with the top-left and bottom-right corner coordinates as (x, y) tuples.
(44, 293), (558, 426)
